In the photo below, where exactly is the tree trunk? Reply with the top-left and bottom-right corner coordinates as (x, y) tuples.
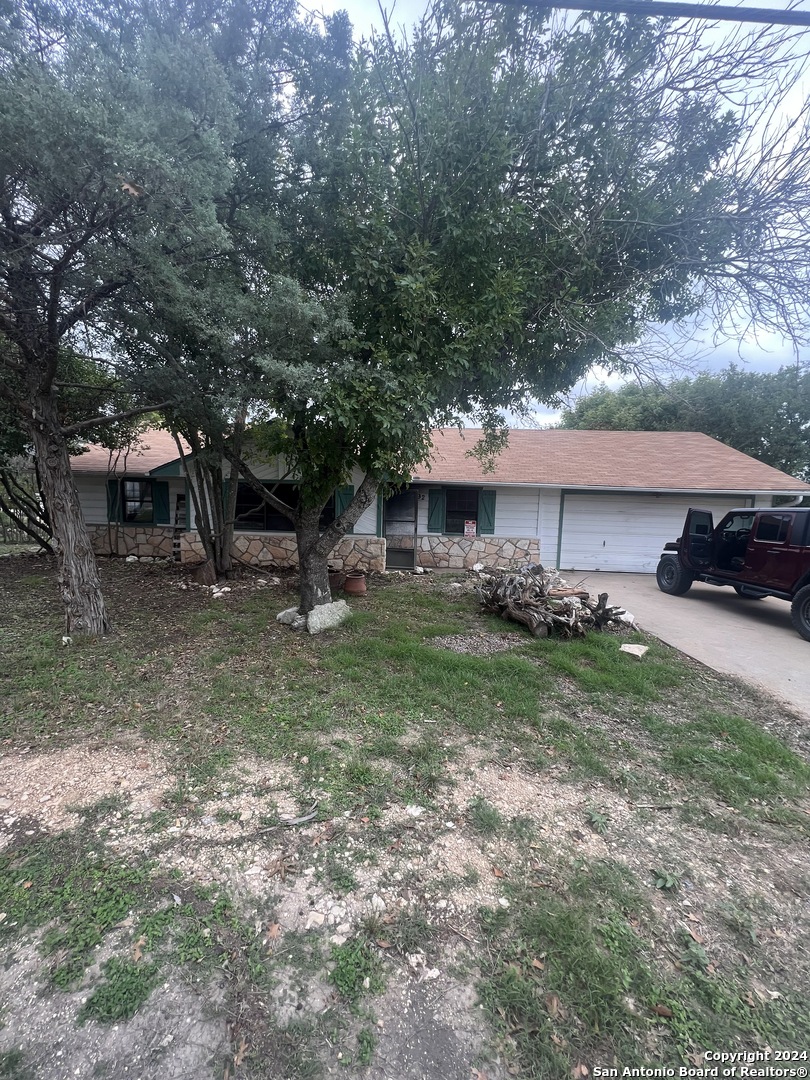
(29, 397), (111, 636)
(296, 511), (333, 614)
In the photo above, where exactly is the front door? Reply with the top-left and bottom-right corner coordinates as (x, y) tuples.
(384, 490), (418, 570)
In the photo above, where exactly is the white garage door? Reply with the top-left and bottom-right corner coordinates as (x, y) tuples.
(558, 493), (744, 573)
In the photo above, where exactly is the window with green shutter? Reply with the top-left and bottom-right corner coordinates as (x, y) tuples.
(479, 490), (496, 534)
(106, 478), (170, 525)
(427, 489), (446, 532)
(426, 487), (496, 535)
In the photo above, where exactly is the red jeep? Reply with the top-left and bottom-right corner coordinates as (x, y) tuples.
(656, 507), (810, 641)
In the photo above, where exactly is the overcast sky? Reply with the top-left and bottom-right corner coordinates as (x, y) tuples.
(302, 0), (810, 422)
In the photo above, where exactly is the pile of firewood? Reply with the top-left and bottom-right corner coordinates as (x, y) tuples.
(474, 564), (629, 638)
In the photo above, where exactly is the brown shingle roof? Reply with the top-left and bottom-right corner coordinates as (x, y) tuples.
(418, 429), (810, 493)
(69, 429), (187, 475)
(68, 426), (810, 493)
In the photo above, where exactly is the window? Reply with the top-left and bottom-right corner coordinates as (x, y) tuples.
(233, 483), (336, 532)
(445, 489), (479, 534)
(123, 480), (153, 523)
(427, 488), (496, 535)
(107, 478), (169, 525)
(754, 514), (791, 544)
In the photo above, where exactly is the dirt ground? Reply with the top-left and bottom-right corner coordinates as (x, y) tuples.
(1, 735), (808, 1079)
(1, 556), (808, 1080)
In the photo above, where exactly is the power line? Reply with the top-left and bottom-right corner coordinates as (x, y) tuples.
(492, 0), (810, 25)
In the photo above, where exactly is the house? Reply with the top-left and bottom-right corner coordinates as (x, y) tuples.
(68, 428), (810, 574)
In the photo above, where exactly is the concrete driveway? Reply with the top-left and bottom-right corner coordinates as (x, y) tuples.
(576, 571), (810, 720)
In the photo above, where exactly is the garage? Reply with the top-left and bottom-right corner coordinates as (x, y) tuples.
(558, 492), (744, 573)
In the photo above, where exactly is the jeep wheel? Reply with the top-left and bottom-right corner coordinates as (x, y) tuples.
(733, 585), (764, 600)
(656, 557), (693, 596)
(791, 585), (810, 642)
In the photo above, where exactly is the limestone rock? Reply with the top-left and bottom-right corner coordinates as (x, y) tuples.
(305, 600), (350, 635)
(277, 607), (307, 630)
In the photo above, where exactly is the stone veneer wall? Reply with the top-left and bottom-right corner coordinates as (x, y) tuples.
(180, 531), (386, 573)
(87, 524), (175, 559)
(416, 535), (539, 569)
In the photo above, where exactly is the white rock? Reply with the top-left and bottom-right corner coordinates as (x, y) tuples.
(405, 805), (426, 818)
(276, 607), (306, 629)
(414, 566), (424, 574)
(617, 611), (636, 625)
(337, 923), (351, 934)
(435, 899), (447, 910)
(218, 586), (232, 593)
(126, 555), (138, 562)
(444, 821), (456, 830)
(620, 643), (649, 659)
(306, 600), (351, 635)
(61, 636), (72, 647)
(255, 579), (268, 586)
(305, 911), (325, 929)
(498, 898), (510, 909)
(330, 934), (348, 946)
(370, 893), (386, 912)
(472, 562), (484, 572)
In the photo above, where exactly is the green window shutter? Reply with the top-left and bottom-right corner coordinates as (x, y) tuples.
(106, 479), (121, 522)
(376, 493), (384, 538)
(427, 489), (445, 533)
(479, 490), (496, 535)
(335, 484), (355, 534)
(153, 481), (170, 524)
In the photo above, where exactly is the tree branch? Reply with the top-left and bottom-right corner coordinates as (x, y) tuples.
(222, 446), (298, 519)
(60, 401), (173, 436)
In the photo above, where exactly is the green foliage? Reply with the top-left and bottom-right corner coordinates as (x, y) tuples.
(652, 868), (682, 892)
(560, 365), (810, 482)
(356, 1027), (377, 1067)
(585, 808), (610, 836)
(478, 858), (809, 1077)
(0, 835), (151, 988)
(468, 796), (505, 836)
(329, 939), (385, 1002)
(78, 958), (160, 1024)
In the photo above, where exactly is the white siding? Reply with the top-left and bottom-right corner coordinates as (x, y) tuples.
(74, 475), (110, 525)
(492, 487), (539, 535)
(558, 493), (745, 573)
(351, 467), (377, 536)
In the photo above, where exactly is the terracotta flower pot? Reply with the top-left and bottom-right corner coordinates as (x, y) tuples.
(342, 571), (367, 595)
(328, 569), (344, 590)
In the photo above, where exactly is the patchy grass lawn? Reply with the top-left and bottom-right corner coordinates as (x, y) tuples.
(0, 554), (808, 1080)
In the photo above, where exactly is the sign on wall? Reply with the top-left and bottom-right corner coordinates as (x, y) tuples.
(464, 520), (477, 538)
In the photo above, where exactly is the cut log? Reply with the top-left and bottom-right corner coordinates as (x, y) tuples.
(474, 566), (627, 638)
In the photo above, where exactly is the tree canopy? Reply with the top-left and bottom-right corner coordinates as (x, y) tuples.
(3, 0), (810, 626)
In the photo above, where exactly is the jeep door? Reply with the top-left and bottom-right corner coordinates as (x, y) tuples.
(744, 512), (800, 590)
(681, 509), (714, 570)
